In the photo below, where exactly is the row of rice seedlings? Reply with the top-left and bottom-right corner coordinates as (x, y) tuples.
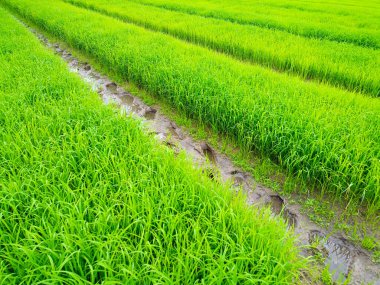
(252, 0), (380, 18)
(65, 0), (380, 97)
(0, 6), (304, 284)
(129, 0), (380, 49)
(3, 0), (379, 209)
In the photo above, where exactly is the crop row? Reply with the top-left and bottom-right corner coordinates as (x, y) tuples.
(0, 6), (303, 283)
(3, 0), (379, 208)
(130, 0), (380, 49)
(65, 0), (380, 97)
(251, 0), (380, 17)
(240, 0), (379, 16)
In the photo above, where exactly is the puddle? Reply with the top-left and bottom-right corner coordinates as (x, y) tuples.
(25, 24), (380, 285)
(309, 230), (351, 282)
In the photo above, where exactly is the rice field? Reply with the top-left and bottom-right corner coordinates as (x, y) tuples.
(0, 0), (379, 283)
(3, 0), (379, 207)
(127, 0), (380, 49)
(65, 0), (380, 96)
(0, 6), (304, 283)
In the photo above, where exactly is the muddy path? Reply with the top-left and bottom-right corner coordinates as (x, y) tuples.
(25, 24), (379, 284)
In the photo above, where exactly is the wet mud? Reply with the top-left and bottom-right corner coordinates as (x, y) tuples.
(29, 26), (379, 284)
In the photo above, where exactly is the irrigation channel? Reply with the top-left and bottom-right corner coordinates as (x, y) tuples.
(25, 23), (379, 285)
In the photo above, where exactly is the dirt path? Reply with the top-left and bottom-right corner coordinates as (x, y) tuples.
(25, 23), (379, 285)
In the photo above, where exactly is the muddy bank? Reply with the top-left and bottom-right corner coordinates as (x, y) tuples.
(28, 25), (379, 284)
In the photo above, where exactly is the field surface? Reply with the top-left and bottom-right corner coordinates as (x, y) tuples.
(0, 6), (303, 284)
(2, 0), (379, 208)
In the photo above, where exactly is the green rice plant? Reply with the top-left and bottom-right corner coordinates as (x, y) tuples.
(64, 0), (380, 96)
(2, 0), (379, 209)
(129, 0), (380, 49)
(0, 6), (304, 283)
(239, 0), (379, 18)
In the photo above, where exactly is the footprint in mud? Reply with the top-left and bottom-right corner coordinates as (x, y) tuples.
(309, 230), (351, 282)
(143, 107), (157, 120)
(105, 82), (118, 93)
(268, 195), (297, 227)
(83, 63), (91, 71)
(230, 170), (246, 187)
(247, 192), (262, 205)
(283, 209), (297, 227)
(69, 59), (79, 68)
(89, 72), (101, 80)
(62, 51), (72, 60)
(117, 93), (139, 114)
(169, 122), (184, 140)
(120, 93), (134, 105)
(200, 142), (216, 163)
(269, 195), (284, 215)
(55, 47), (63, 54)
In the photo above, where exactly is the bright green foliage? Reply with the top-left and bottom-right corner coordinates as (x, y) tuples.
(0, 7), (304, 284)
(2, 0), (380, 208)
(65, 0), (380, 96)
(130, 0), (380, 49)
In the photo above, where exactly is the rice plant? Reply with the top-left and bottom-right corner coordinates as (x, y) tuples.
(129, 0), (380, 49)
(2, 0), (379, 209)
(0, 7), (304, 283)
(64, 0), (380, 96)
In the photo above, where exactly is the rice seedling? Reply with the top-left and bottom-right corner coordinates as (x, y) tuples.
(2, 0), (379, 209)
(64, 0), (380, 96)
(0, 6), (304, 283)
(128, 0), (380, 49)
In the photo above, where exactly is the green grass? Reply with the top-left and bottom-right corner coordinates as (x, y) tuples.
(129, 0), (380, 49)
(64, 0), (380, 97)
(3, 0), (379, 210)
(300, 199), (335, 228)
(0, 6), (305, 284)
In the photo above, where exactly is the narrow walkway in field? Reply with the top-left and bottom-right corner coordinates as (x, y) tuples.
(24, 22), (380, 285)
